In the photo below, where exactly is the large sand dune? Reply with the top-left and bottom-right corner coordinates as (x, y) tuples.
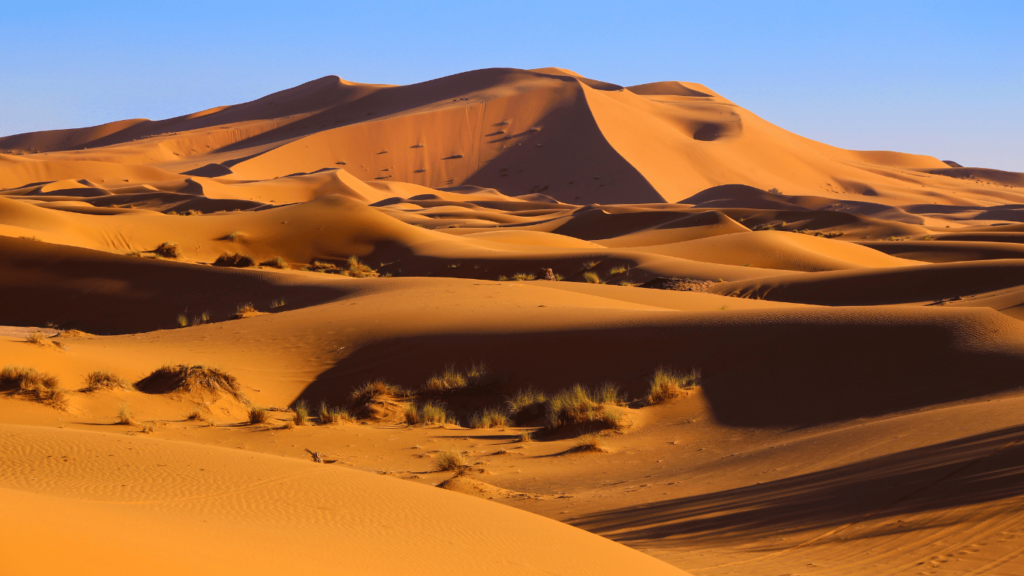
(3, 67), (1024, 575)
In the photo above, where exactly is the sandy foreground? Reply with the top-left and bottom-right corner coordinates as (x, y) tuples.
(2, 67), (1024, 575)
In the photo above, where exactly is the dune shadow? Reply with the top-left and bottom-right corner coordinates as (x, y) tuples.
(572, 424), (1024, 547)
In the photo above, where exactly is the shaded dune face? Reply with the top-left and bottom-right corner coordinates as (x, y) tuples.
(3, 67), (1024, 576)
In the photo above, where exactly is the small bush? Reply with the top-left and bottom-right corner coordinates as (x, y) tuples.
(84, 370), (131, 392)
(425, 365), (467, 391)
(136, 364), (244, 401)
(270, 298), (287, 309)
(647, 367), (701, 405)
(346, 256), (378, 278)
(185, 408), (203, 420)
(317, 401), (351, 424)
(177, 314), (189, 328)
(305, 260), (340, 273)
(261, 257), (287, 269)
(518, 431), (533, 443)
(435, 450), (468, 471)
(214, 253), (255, 267)
(469, 407), (510, 429)
(1, 366), (66, 409)
(155, 242), (180, 258)
(248, 406), (270, 425)
(226, 231), (243, 242)
(117, 404), (136, 425)
(610, 266), (629, 276)
(506, 388), (547, 424)
(545, 384), (624, 431)
(583, 271), (603, 284)
(141, 422), (156, 434)
(233, 302), (262, 319)
(192, 311), (210, 326)
(26, 331), (48, 345)
(293, 399), (310, 426)
(512, 272), (535, 281)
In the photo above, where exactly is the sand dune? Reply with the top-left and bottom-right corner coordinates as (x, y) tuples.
(3, 67), (1024, 575)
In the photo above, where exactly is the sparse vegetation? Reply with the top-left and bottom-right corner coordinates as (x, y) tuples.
(544, 384), (624, 431)
(506, 388), (547, 424)
(117, 403), (136, 425)
(25, 331), (62, 350)
(155, 242), (180, 258)
(226, 231), (243, 241)
(518, 431), (533, 443)
(406, 401), (452, 425)
(192, 311), (210, 326)
(647, 366), (701, 405)
(135, 364), (245, 401)
(270, 298), (287, 309)
(185, 408), (203, 421)
(610, 265), (629, 276)
(469, 407), (510, 429)
(512, 272), (535, 281)
(261, 256), (287, 269)
(141, 422), (156, 434)
(766, 187), (781, 195)
(248, 406), (270, 425)
(233, 302), (263, 319)
(435, 449), (469, 471)
(583, 271), (603, 284)
(352, 379), (406, 405)
(292, 399), (310, 426)
(1, 366), (68, 409)
(582, 261), (599, 270)
(573, 433), (607, 452)
(177, 314), (189, 328)
(346, 256), (378, 278)
(425, 365), (467, 391)
(83, 370), (131, 392)
(317, 401), (351, 424)
(214, 253), (256, 267)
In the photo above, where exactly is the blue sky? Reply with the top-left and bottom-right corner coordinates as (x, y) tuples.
(3, 1), (1021, 170)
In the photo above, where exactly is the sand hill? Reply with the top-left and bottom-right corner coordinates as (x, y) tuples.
(3, 67), (1024, 575)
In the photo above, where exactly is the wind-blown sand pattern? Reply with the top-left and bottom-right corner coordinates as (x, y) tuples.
(3, 67), (1024, 575)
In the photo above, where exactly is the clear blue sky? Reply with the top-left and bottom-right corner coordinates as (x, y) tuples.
(3, 1), (1021, 171)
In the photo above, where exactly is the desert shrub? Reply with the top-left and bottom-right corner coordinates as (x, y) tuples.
(610, 266), (629, 276)
(292, 399), (310, 426)
(766, 187), (781, 195)
(346, 256), (378, 278)
(573, 433), (607, 452)
(506, 388), (547, 423)
(406, 401), (452, 425)
(233, 302), (261, 319)
(425, 365), (467, 391)
(83, 370), (131, 392)
(544, 384), (624, 431)
(518, 431), (533, 443)
(469, 407), (510, 429)
(135, 364), (245, 401)
(317, 401), (351, 424)
(248, 406), (270, 425)
(141, 422), (156, 434)
(177, 314), (189, 328)
(213, 253), (255, 267)
(155, 242), (180, 258)
(191, 311), (210, 326)
(270, 298), (286, 309)
(185, 408), (203, 420)
(226, 231), (243, 241)
(261, 257), (287, 269)
(512, 272), (535, 281)
(26, 331), (48, 345)
(305, 260), (340, 273)
(435, 450), (468, 471)
(351, 379), (406, 405)
(647, 367), (701, 405)
(593, 382), (621, 405)
(1, 366), (67, 409)
(117, 403), (136, 425)
(583, 271), (602, 284)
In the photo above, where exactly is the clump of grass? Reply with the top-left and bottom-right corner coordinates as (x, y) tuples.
(261, 257), (287, 269)
(117, 403), (136, 425)
(177, 314), (189, 328)
(351, 379), (406, 405)
(155, 242), (180, 258)
(406, 401), (452, 425)
(225, 231), (243, 242)
(610, 265), (629, 276)
(469, 407), (510, 429)
(248, 406), (270, 425)
(192, 311), (210, 326)
(425, 365), (468, 391)
(573, 433), (607, 453)
(270, 298), (286, 309)
(512, 272), (535, 281)
(518, 431), (533, 443)
(135, 364), (245, 401)
(544, 384), (624, 431)
(346, 255), (378, 278)
(213, 253), (256, 267)
(506, 388), (547, 424)
(305, 260), (340, 273)
(582, 261), (599, 270)
(435, 450), (469, 471)
(647, 367), (701, 405)
(593, 382), (621, 404)
(233, 302), (263, 319)
(292, 399), (310, 426)
(583, 271), (603, 284)
(317, 401), (351, 424)
(141, 422), (156, 434)
(766, 187), (781, 195)
(83, 370), (131, 392)
(185, 408), (203, 421)
(1, 366), (67, 409)
(25, 331), (62, 350)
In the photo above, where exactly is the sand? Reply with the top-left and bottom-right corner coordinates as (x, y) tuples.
(2, 67), (1024, 575)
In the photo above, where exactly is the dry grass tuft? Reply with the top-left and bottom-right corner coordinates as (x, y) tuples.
(512, 272), (535, 281)
(583, 271), (603, 284)
(233, 302), (264, 319)
(155, 242), (180, 258)
(435, 450), (469, 471)
(572, 433), (607, 453)
(25, 331), (64, 351)
(351, 379), (406, 405)
(177, 314), (189, 328)
(406, 401), (452, 426)
(292, 399), (310, 426)
(84, 370), (131, 392)
(469, 407), (510, 429)
(346, 255), (378, 278)
(647, 367), (701, 405)
(214, 253), (255, 267)
(117, 403), (136, 425)
(425, 365), (467, 391)
(261, 256), (287, 269)
(1, 366), (68, 409)
(317, 401), (351, 425)
(135, 364), (245, 401)
(248, 406), (270, 425)
(544, 384), (625, 431)
(185, 408), (203, 421)
(518, 431), (534, 443)
(141, 421), (157, 434)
